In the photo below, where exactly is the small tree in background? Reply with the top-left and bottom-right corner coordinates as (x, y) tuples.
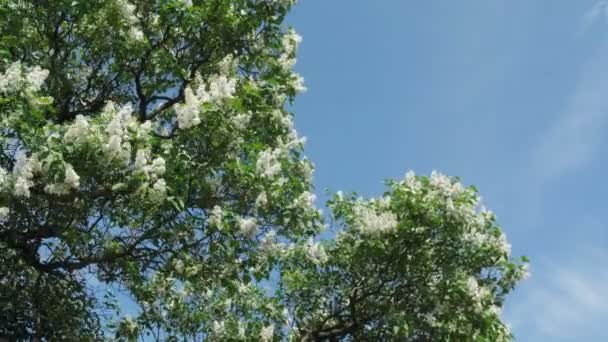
(0, 0), (528, 340)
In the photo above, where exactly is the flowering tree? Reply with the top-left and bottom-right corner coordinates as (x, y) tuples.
(0, 0), (528, 340)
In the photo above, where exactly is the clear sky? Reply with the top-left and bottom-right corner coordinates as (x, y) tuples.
(287, 1), (608, 341)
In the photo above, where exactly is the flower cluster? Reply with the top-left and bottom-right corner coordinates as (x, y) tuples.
(0, 62), (49, 94)
(176, 69), (237, 129)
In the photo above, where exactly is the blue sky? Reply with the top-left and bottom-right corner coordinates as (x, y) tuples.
(288, 1), (608, 341)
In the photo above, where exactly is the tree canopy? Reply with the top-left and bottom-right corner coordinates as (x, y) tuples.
(0, 0), (528, 340)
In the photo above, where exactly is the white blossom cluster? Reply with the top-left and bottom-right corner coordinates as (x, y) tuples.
(0, 61), (49, 94)
(116, 0), (143, 40)
(278, 29), (302, 70)
(238, 217), (258, 239)
(260, 324), (275, 342)
(306, 237), (327, 264)
(256, 147), (282, 179)
(352, 203), (398, 235)
(175, 72), (237, 129)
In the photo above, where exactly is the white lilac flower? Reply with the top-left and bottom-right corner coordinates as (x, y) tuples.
(0, 168), (8, 189)
(521, 264), (531, 280)
(260, 324), (274, 342)
(150, 157), (166, 176)
(466, 277), (488, 303)
(278, 53), (296, 70)
(0, 62), (22, 93)
(44, 183), (70, 196)
(176, 87), (202, 129)
(150, 179), (167, 202)
(238, 217), (258, 239)
(282, 29), (302, 52)
(256, 191), (268, 208)
(300, 159), (314, 182)
(134, 149), (149, 174)
(497, 233), (511, 256)
(64, 163), (80, 189)
(0, 207), (9, 220)
(354, 204), (398, 235)
(117, 0), (137, 25)
(63, 115), (90, 143)
(256, 148), (281, 178)
(106, 135), (123, 157)
(430, 170), (464, 198)
(404, 170), (419, 191)
(12, 153), (38, 198)
(290, 73), (306, 93)
(295, 191), (316, 209)
(14, 177), (32, 198)
(233, 112), (251, 130)
(25, 66), (49, 92)
(208, 74), (236, 101)
(238, 324), (246, 338)
(129, 27), (144, 40)
(306, 238), (327, 264)
(209, 205), (223, 229)
(212, 320), (225, 335)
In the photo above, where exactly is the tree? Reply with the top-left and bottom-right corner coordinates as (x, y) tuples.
(0, 0), (528, 340)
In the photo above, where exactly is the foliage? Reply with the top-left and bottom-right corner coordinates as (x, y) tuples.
(0, 0), (527, 340)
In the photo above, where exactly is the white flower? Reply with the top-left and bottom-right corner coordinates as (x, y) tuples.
(150, 157), (166, 176)
(278, 53), (296, 70)
(282, 29), (302, 52)
(295, 191), (316, 209)
(176, 87), (202, 129)
(256, 148), (281, 178)
(208, 74), (236, 101)
(0, 62), (22, 93)
(238, 324), (246, 338)
(306, 238), (327, 264)
(25, 66), (49, 92)
(14, 177), (32, 198)
(0, 168), (8, 189)
(256, 191), (268, 208)
(0, 207), (9, 220)
(63, 115), (90, 143)
(173, 259), (184, 274)
(300, 159), (314, 182)
(490, 305), (502, 316)
(260, 324), (274, 342)
(64, 163), (80, 189)
(117, 0), (137, 25)
(209, 205), (223, 229)
(466, 277), (487, 303)
(354, 205), (398, 235)
(290, 73), (306, 93)
(129, 27), (144, 40)
(212, 320), (225, 335)
(521, 264), (531, 280)
(430, 170), (464, 198)
(239, 217), (258, 238)
(12, 153), (38, 198)
(233, 112), (251, 130)
(106, 135), (123, 157)
(404, 170), (419, 191)
(150, 179), (167, 202)
(134, 149), (149, 174)
(44, 183), (70, 196)
(497, 233), (511, 256)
